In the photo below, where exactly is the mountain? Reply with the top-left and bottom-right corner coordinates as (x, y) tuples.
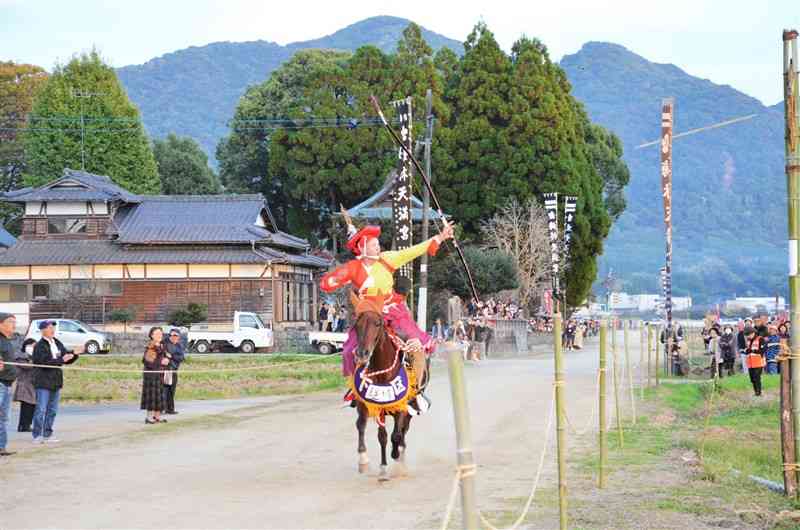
(116, 16), (461, 162)
(560, 42), (786, 303)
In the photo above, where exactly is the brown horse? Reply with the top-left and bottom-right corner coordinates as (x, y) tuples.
(353, 309), (412, 481)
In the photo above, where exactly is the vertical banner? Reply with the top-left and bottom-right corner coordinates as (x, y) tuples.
(660, 98), (675, 332)
(563, 196), (578, 260)
(391, 97), (413, 279)
(659, 267), (668, 316)
(544, 193), (560, 301)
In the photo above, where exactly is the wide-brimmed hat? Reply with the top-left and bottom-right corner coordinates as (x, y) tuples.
(346, 225), (381, 257)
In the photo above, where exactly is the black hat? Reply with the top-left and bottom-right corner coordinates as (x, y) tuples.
(38, 320), (57, 330)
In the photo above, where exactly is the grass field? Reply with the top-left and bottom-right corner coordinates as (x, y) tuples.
(57, 354), (343, 403)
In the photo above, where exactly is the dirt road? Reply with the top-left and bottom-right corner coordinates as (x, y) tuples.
(1, 337), (614, 529)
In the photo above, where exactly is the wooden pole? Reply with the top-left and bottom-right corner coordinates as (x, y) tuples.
(625, 320), (636, 424)
(447, 347), (479, 530)
(417, 89), (434, 329)
(553, 312), (568, 530)
(612, 319), (624, 449)
(599, 320), (608, 488)
(782, 29), (800, 497)
(781, 341), (797, 496)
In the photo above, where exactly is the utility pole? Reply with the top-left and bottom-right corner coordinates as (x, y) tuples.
(782, 28), (800, 497)
(70, 89), (105, 171)
(417, 89), (434, 329)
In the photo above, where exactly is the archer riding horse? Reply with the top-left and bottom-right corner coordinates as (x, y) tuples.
(353, 308), (415, 481)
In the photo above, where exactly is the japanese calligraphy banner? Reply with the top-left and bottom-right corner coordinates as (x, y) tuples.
(543, 192), (560, 296)
(563, 196), (578, 261)
(660, 98), (674, 327)
(391, 97), (413, 278)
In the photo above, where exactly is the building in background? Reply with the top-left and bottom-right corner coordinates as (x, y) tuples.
(722, 296), (786, 314)
(0, 169), (329, 327)
(608, 292), (692, 314)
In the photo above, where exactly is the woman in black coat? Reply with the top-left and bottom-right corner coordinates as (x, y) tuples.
(141, 327), (169, 424)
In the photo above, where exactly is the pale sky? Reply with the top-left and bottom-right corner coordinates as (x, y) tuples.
(2, 0), (798, 105)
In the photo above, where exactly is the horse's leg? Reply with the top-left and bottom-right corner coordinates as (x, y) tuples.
(356, 403), (369, 474)
(391, 413), (409, 477)
(378, 417), (389, 481)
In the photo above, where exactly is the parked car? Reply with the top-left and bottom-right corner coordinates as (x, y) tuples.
(26, 319), (110, 354)
(187, 311), (273, 353)
(308, 330), (348, 355)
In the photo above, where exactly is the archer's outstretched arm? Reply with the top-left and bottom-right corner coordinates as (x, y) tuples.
(320, 261), (356, 292)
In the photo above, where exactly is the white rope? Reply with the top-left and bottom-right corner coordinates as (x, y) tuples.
(440, 386), (556, 530)
(1, 354), (340, 374)
(563, 370), (600, 437)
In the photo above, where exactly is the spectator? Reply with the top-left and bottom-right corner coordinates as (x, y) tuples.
(719, 326), (737, 377)
(0, 312), (18, 457)
(765, 324), (781, 375)
(142, 327), (169, 424)
(573, 322), (585, 350)
(32, 320), (81, 444)
(744, 326), (765, 397)
(318, 303), (329, 331)
(162, 328), (185, 415)
(13, 339), (37, 432)
(326, 303), (336, 332)
(708, 327), (723, 379)
(431, 318), (449, 342)
(336, 305), (348, 332)
(563, 320), (576, 351)
(737, 318), (753, 374)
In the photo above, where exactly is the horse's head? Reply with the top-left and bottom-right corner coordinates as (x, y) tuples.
(354, 310), (384, 366)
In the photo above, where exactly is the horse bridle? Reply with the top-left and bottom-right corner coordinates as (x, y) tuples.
(357, 312), (385, 370)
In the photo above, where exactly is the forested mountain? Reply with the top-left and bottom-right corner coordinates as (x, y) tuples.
(115, 19), (788, 302)
(560, 42), (786, 302)
(116, 16), (460, 159)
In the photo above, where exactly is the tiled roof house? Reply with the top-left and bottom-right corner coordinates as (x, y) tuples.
(0, 169), (329, 325)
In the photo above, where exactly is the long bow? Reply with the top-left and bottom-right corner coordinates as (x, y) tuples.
(369, 95), (480, 304)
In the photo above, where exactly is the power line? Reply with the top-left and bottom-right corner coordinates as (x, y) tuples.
(635, 113), (758, 149)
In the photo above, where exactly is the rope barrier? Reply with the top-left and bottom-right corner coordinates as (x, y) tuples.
(564, 370), (601, 437)
(0, 354), (340, 374)
(439, 386), (556, 530)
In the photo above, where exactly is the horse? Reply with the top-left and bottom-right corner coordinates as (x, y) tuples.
(353, 309), (412, 481)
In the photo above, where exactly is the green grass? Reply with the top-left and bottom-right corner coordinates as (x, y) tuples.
(59, 354), (342, 402)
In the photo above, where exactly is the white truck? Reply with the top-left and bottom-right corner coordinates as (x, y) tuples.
(187, 311), (273, 353)
(308, 330), (348, 355)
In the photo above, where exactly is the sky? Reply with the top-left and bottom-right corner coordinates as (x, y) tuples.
(2, 0), (799, 106)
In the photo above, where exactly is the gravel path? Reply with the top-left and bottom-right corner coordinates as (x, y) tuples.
(0, 337), (611, 529)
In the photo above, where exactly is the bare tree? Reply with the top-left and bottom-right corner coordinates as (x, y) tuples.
(481, 198), (552, 311)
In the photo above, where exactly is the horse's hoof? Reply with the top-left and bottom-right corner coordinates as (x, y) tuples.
(358, 462), (369, 474)
(378, 466), (390, 482)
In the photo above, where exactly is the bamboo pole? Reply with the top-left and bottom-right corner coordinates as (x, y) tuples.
(599, 320), (608, 488)
(553, 313), (568, 530)
(780, 341), (797, 496)
(655, 326), (661, 386)
(783, 28), (800, 498)
(612, 319), (624, 448)
(647, 324), (653, 388)
(447, 347), (479, 529)
(640, 322), (646, 399)
(625, 320), (636, 424)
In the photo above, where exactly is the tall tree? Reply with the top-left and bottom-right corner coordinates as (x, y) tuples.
(153, 134), (221, 194)
(23, 51), (160, 194)
(217, 49), (353, 235)
(0, 62), (48, 224)
(585, 122), (630, 221)
(435, 23), (513, 235)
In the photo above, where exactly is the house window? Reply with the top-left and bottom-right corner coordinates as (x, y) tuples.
(48, 217), (87, 234)
(32, 283), (50, 300)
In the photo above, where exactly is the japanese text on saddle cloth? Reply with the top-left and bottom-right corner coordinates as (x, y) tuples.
(320, 227), (446, 379)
